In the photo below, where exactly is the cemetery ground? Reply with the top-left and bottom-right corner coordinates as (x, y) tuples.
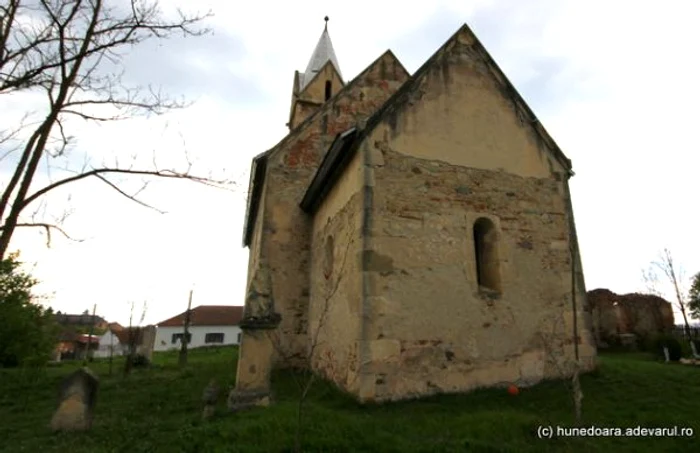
(0, 347), (697, 453)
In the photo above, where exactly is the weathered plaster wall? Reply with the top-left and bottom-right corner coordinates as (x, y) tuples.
(360, 144), (595, 402)
(257, 52), (409, 364)
(379, 29), (567, 179)
(309, 149), (364, 393)
(350, 28), (595, 402)
(244, 170), (270, 319)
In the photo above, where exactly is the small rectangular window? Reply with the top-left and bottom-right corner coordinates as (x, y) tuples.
(171, 333), (191, 344)
(205, 333), (224, 344)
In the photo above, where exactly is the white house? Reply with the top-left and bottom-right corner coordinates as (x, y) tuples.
(154, 305), (244, 352)
(93, 330), (125, 359)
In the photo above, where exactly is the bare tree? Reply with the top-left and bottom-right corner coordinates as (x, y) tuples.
(123, 299), (146, 377)
(647, 249), (693, 339)
(178, 288), (192, 368)
(266, 233), (354, 453)
(0, 0), (234, 260)
(641, 267), (663, 297)
(538, 311), (584, 425)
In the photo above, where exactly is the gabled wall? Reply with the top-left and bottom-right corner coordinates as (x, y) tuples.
(376, 30), (567, 179)
(290, 63), (344, 129)
(350, 27), (595, 402)
(94, 331), (123, 358)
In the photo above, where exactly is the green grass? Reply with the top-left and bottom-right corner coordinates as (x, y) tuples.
(0, 348), (697, 452)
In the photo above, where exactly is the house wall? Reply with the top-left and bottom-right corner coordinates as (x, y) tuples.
(154, 325), (242, 352)
(93, 331), (124, 359)
(349, 28), (596, 402)
(309, 148), (364, 394)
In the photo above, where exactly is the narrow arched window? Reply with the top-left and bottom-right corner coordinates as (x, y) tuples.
(324, 80), (332, 101)
(473, 218), (501, 292)
(323, 235), (334, 280)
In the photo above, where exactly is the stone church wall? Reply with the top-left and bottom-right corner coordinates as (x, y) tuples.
(357, 140), (596, 402)
(256, 52), (409, 365)
(308, 150), (365, 393)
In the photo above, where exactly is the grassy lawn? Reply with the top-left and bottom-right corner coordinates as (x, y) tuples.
(0, 348), (697, 452)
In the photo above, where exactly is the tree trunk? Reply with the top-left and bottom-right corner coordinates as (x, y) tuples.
(179, 290), (193, 368)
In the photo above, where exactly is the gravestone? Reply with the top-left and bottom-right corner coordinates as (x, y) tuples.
(201, 379), (220, 420)
(690, 340), (700, 359)
(49, 367), (99, 432)
(663, 346), (670, 363)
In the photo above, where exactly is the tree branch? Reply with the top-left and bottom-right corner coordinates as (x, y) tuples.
(0, 222), (83, 247)
(22, 166), (232, 211)
(93, 173), (165, 214)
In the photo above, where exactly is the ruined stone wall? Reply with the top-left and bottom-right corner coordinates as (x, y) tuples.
(588, 289), (675, 345)
(259, 52), (409, 365)
(308, 150), (364, 393)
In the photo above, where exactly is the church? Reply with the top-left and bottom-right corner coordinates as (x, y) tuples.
(229, 19), (597, 408)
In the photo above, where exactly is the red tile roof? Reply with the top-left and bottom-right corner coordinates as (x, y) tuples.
(113, 327), (144, 345)
(156, 305), (244, 327)
(76, 334), (100, 344)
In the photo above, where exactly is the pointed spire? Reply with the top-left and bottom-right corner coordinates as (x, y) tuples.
(299, 17), (342, 91)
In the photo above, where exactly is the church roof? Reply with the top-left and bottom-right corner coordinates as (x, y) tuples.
(298, 19), (342, 91)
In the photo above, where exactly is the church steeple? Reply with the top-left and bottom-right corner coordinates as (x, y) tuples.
(298, 17), (343, 91)
(288, 17), (345, 130)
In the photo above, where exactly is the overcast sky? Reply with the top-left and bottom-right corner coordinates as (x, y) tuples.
(2, 0), (698, 326)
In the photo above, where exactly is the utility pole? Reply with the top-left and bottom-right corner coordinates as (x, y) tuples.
(179, 289), (193, 368)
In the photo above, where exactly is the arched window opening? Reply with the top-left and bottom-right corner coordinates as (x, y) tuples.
(323, 235), (334, 280)
(324, 80), (332, 101)
(473, 218), (501, 293)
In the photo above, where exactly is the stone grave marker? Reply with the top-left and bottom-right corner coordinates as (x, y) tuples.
(49, 367), (99, 432)
(202, 379), (220, 420)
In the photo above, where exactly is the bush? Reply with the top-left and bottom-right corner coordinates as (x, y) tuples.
(649, 334), (682, 361)
(0, 253), (58, 368)
(132, 354), (151, 368)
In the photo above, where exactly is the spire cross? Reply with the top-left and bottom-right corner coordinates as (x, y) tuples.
(324, 16), (329, 30)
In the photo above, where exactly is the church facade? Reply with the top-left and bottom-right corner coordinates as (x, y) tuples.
(229, 21), (597, 408)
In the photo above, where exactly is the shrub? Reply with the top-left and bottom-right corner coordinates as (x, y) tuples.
(132, 354), (151, 368)
(0, 253), (59, 368)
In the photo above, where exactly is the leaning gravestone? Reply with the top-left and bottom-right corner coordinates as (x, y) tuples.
(49, 367), (99, 432)
(690, 340), (700, 359)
